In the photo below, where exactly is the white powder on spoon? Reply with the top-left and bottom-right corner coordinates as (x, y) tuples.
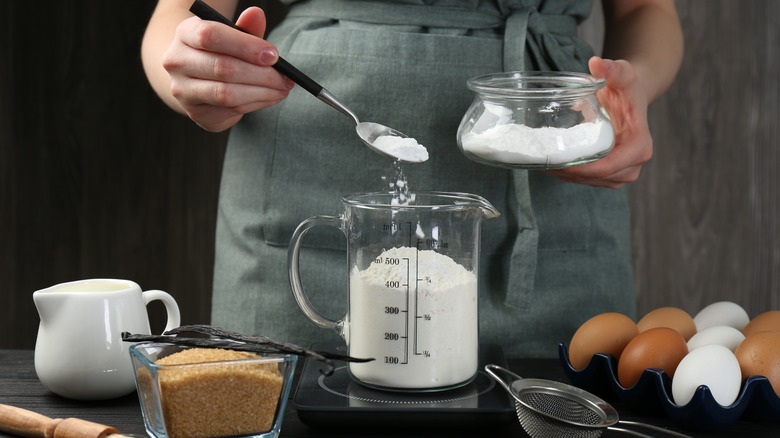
(460, 120), (614, 165)
(373, 135), (429, 163)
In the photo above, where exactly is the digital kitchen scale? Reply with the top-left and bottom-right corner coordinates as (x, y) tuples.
(292, 342), (516, 429)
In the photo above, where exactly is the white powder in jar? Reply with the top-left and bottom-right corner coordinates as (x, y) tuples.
(372, 135), (429, 163)
(460, 120), (614, 165)
(348, 246), (478, 389)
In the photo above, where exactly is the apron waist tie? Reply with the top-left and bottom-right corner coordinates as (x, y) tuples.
(286, 1), (577, 60)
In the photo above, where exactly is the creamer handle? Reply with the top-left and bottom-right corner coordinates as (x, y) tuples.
(142, 290), (181, 333)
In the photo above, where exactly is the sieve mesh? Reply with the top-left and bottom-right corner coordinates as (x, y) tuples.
(518, 390), (606, 425)
(515, 402), (603, 438)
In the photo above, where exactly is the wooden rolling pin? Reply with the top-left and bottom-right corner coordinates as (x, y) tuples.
(0, 404), (132, 438)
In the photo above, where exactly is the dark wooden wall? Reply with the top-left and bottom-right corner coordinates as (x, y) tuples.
(0, 0), (228, 347)
(1, 1), (777, 349)
(580, 1), (780, 318)
(627, 1), (779, 316)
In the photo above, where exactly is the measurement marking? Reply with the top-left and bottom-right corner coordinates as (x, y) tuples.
(402, 257), (410, 364)
(414, 242), (422, 356)
(409, 225), (417, 359)
(382, 222), (399, 232)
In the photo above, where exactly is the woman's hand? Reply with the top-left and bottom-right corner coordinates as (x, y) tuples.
(545, 56), (652, 189)
(162, 7), (294, 132)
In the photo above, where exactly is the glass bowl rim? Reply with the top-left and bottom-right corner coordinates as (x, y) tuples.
(466, 71), (605, 99)
(129, 342), (297, 370)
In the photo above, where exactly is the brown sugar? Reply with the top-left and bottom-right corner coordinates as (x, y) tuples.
(150, 348), (283, 438)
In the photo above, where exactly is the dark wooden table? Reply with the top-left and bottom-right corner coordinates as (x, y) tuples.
(1, 349), (776, 437)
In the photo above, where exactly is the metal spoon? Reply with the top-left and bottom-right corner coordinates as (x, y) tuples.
(189, 0), (426, 163)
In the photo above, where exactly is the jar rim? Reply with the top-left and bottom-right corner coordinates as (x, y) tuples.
(466, 71), (605, 99)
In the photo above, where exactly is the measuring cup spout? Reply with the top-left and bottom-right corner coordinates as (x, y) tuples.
(478, 199), (500, 220)
(457, 193), (500, 220)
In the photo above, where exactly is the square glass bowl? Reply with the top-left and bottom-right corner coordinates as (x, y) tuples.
(129, 343), (297, 438)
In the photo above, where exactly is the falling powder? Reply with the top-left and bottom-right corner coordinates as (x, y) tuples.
(381, 161), (416, 206)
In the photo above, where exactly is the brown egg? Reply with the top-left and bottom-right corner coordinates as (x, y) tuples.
(742, 310), (780, 337)
(617, 327), (688, 388)
(637, 306), (697, 341)
(568, 312), (638, 370)
(735, 331), (780, 396)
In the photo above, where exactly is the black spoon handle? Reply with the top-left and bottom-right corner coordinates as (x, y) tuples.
(189, 0), (323, 97)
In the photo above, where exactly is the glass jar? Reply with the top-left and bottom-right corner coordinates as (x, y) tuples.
(456, 71), (614, 169)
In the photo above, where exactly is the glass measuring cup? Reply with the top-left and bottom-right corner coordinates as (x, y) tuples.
(288, 192), (500, 391)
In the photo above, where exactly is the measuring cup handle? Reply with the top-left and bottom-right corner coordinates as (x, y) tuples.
(288, 214), (344, 332)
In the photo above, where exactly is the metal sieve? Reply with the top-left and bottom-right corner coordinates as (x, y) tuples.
(485, 365), (693, 438)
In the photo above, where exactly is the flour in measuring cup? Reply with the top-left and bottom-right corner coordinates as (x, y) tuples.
(348, 246), (478, 389)
(460, 120), (614, 165)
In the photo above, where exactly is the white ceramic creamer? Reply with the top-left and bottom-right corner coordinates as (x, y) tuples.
(33, 278), (180, 400)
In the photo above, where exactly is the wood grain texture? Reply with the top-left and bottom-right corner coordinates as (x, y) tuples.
(2, 349), (776, 437)
(628, 0), (780, 317)
(1, 1), (778, 348)
(578, 0), (779, 318)
(0, 1), (226, 347)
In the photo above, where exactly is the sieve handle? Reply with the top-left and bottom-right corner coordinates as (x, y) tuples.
(607, 427), (655, 438)
(484, 364), (523, 399)
(616, 421), (694, 438)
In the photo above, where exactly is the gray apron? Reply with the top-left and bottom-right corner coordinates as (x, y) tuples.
(212, 0), (635, 358)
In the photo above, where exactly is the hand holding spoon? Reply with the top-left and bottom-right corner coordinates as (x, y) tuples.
(189, 0), (428, 163)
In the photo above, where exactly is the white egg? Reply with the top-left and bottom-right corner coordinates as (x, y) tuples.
(693, 301), (750, 331)
(672, 344), (742, 407)
(687, 325), (745, 352)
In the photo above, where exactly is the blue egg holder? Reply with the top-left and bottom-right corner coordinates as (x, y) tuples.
(558, 343), (780, 432)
